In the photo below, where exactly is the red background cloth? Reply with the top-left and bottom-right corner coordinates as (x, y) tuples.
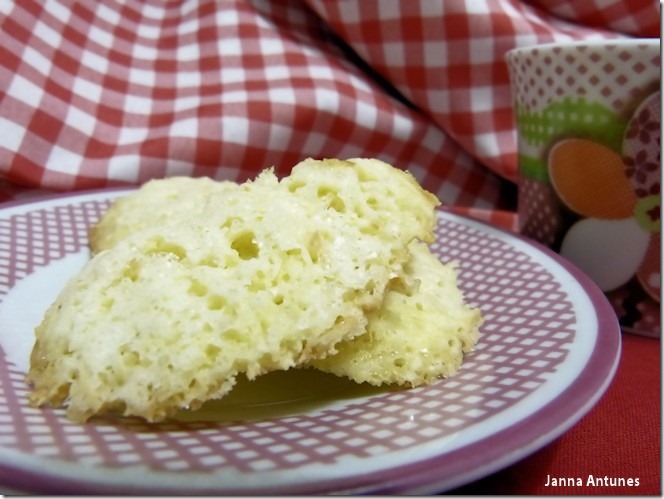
(1, 0), (659, 207)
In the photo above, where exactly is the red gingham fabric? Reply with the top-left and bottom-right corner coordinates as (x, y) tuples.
(0, 0), (658, 222)
(527, 0), (661, 36)
(305, 0), (658, 183)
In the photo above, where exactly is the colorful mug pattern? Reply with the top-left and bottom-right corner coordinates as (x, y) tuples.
(507, 41), (660, 336)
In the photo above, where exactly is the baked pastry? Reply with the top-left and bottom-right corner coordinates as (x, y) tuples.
(310, 240), (482, 386)
(89, 176), (238, 254)
(88, 159), (480, 390)
(28, 159), (439, 422)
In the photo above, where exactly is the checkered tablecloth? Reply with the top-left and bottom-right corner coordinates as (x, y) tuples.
(0, 0), (659, 225)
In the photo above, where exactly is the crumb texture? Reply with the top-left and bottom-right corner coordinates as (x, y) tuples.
(311, 240), (482, 386)
(29, 158), (442, 422)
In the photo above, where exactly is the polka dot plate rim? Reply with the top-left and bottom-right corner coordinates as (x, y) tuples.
(0, 188), (621, 494)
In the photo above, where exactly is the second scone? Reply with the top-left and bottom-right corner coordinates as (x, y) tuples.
(309, 240), (482, 386)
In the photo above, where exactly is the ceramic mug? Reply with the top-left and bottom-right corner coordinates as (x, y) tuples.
(505, 39), (660, 337)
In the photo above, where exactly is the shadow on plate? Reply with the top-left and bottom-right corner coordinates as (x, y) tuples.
(93, 369), (398, 431)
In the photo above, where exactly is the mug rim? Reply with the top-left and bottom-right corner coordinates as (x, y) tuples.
(505, 38), (661, 59)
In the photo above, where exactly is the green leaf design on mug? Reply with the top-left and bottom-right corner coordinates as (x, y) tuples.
(518, 154), (548, 181)
(633, 194), (661, 233)
(516, 97), (627, 151)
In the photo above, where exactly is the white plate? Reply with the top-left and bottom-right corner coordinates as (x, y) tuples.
(0, 189), (621, 494)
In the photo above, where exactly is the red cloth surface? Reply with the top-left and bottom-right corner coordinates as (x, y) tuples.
(0, 0), (661, 495)
(450, 332), (661, 495)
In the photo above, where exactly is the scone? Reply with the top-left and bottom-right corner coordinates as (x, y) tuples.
(310, 240), (482, 386)
(283, 157), (439, 246)
(89, 158), (440, 254)
(28, 159), (439, 422)
(87, 158), (480, 387)
(89, 176), (238, 253)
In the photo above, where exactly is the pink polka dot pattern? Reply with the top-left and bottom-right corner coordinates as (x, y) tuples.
(518, 177), (564, 248)
(507, 42), (660, 113)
